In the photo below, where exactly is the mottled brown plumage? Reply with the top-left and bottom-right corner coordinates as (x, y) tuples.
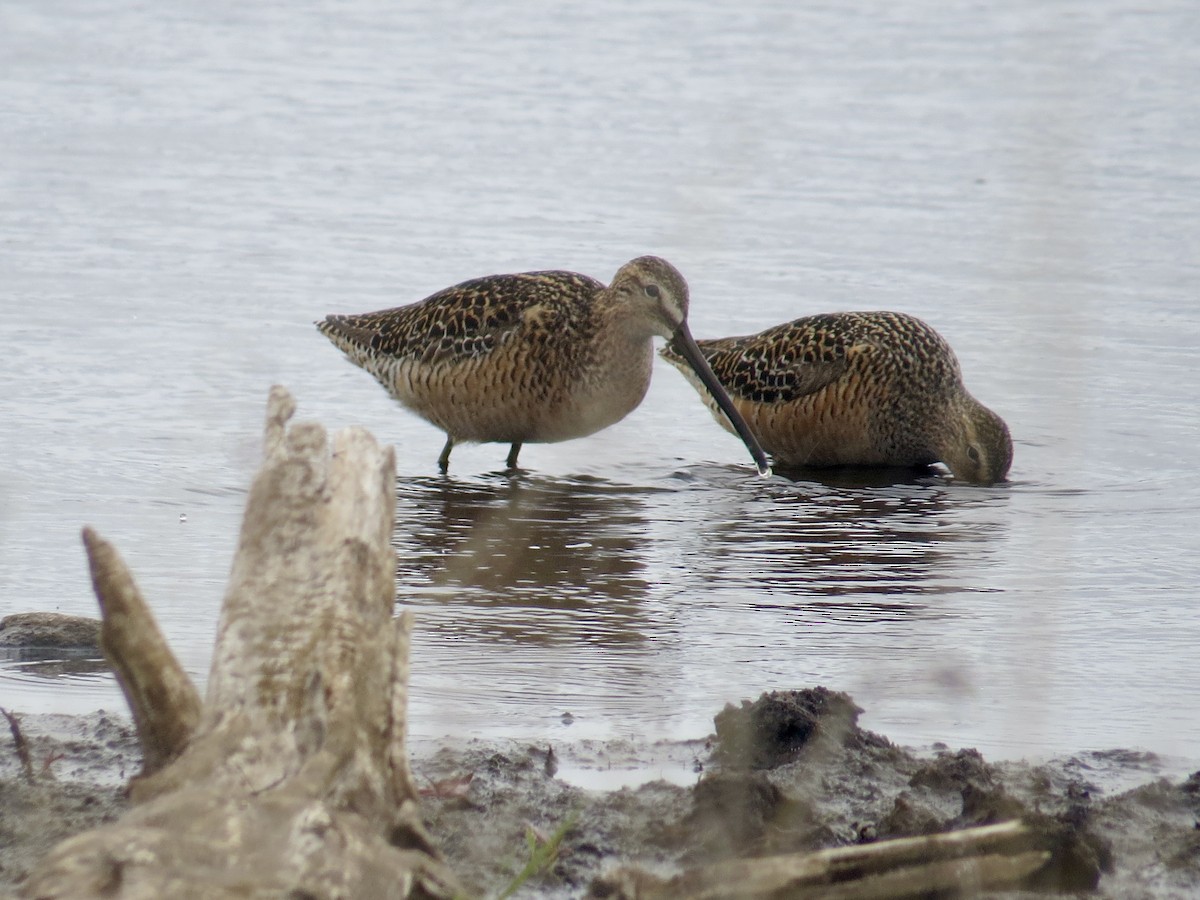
(318, 256), (769, 473)
(661, 311), (1012, 484)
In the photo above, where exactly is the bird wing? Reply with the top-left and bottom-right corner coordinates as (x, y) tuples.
(320, 271), (601, 368)
(677, 315), (864, 404)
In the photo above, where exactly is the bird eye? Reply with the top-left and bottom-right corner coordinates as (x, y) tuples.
(644, 284), (661, 300)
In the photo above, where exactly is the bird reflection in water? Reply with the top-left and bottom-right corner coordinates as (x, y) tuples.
(668, 464), (1012, 619)
(393, 472), (655, 646)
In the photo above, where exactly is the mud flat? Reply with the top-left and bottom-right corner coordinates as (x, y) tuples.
(2, 688), (1196, 898)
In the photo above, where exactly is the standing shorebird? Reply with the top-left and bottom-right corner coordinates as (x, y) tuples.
(660, 311), (1012, 484)
(317, 256), (770, 474)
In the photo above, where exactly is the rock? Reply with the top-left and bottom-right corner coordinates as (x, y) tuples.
(0, 613), (101, 650)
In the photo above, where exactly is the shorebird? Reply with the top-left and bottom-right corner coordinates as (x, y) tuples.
(317, 256), (770, 474)
(660, 311), (1012, 484)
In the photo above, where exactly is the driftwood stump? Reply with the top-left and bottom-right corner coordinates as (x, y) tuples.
(21, 387), (459, 899)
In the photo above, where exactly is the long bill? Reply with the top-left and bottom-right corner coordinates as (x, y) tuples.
(671, 324), (771, 476)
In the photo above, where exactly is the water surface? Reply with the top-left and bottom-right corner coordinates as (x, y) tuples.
(2, 0), (1198, 767)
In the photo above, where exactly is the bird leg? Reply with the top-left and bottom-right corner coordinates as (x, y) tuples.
(437, 436), (454, 473)
(505, 442), (523, 469)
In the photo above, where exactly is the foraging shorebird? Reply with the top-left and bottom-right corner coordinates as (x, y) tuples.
(318, 256), (770, 474)
(660, 311), (1012, 484)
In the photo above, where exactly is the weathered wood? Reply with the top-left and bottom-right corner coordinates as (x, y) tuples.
(83, 527), (202, 777)
(596, 820), (1049, 900)
(21, 386), (459, 899)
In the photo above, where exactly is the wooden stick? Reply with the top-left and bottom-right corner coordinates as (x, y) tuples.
(1, 708), (35, 782)
(599, 821), (1049, 900)
(82, 527), (201, 778)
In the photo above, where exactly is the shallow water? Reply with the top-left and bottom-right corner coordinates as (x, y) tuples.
(2, 0), (1198, 766)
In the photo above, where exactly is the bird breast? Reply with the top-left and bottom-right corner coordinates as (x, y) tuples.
(535, 333), (655, 442)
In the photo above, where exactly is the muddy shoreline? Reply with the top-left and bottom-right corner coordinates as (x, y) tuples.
(2, 688), (1197, 898)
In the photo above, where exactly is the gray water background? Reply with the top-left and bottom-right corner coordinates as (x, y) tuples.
(2, 0), (1198, 771)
